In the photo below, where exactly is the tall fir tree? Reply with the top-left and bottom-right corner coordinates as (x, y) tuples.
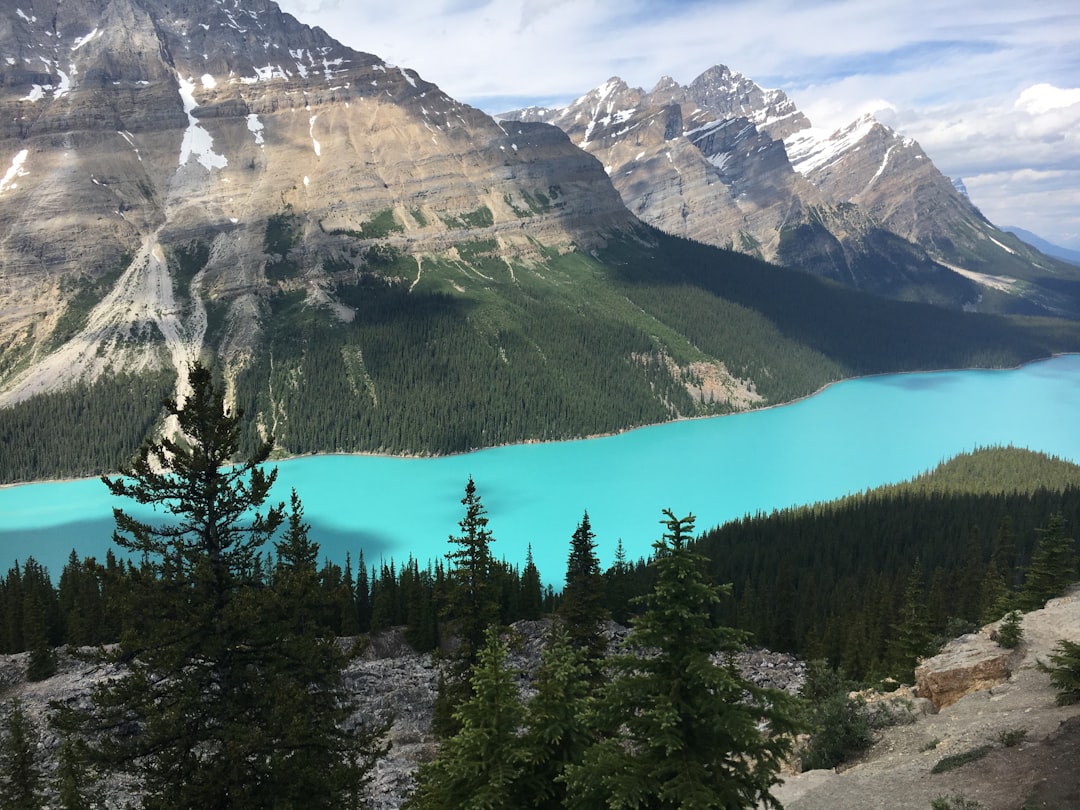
(888, 559), (935, 682)
(1020, 513), (1077, 610)
(434, 476), (501, 736)
(518, 625), (594, 810)
(519, 545), (544, 621)
(406, 627), (526, 810)
(564, 510), (803, 810)
(0, 699), (43, 810)
(53, 362), (384, 808)
(558, 511), (608, 676)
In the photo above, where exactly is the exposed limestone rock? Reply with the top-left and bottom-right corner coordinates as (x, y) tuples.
(915, 633), (1014, 709)
(777, 586), (1080, 810)
(502, 67), (1080, 316)
(0, 0), (633, 403)
(0, 618), (805, 808)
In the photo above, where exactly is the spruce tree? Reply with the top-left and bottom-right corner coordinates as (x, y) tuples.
(564, 510), (803, 810)
(52, 735), (97, 810)
(434, 476), (501, 736)
(1020, 513), (1077, 610)
(407, 627), (526, 810)
(519, 625), (594, 810)
(559, 510), (608, 676)
(0, 699), (43, 810)
(53, 362), (384, 808)
(888, 559), (935, 682)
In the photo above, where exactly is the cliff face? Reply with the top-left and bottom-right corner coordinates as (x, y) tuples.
(502, 67), (1080, 317)
(0, 0), (631, 403)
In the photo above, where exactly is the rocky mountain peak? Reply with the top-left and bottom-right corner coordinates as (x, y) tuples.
(0, 0), (634, 404)
(500, 66), (1080, 318)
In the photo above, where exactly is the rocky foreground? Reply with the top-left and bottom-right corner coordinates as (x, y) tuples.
(776, 588), (1080, 810)
(0, 619), (805, 808)
(3, 598), (1078, 809)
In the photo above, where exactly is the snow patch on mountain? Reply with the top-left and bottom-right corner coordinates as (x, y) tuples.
(0, 149), (29, 195)
(784, 115), (877, 176)
(178, 76), (227, 170)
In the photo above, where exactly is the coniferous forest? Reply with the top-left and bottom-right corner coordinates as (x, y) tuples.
(1, 363), (1078, 807)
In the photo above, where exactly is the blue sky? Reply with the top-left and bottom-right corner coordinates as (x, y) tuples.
(276, 0), (1080, 249)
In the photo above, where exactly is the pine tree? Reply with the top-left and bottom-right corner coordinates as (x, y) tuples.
(559, 511), (608, 676)
(519, 625), (594, 809)
(564, 510), (803, 810)
(444, 476), (499, 659)
(435, 477), (501, 736)
(265, 492), (389, 807)
(0, 699), (43, 810)
(53, 362), (384, 808)
(1039, 638), (1080, 705)
(888, 559), (935, 682)
(519, 545), (544, 620)
(23, 584), (57, 682)
(407, 627), (526, 810)
(1020, 513), (1077, 610)
(52, 735), (97, 810)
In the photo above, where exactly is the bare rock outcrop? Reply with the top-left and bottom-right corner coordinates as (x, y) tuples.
(776, 587), (1080, 810)
(915, 632), (1014, 709)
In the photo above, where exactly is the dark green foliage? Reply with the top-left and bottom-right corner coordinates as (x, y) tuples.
(53, 735), (97, 810)
(930, 744), (994, 774)
(265, 211), (302, 280)
(166, 240), (210, 294)
(264, 210), (300, 256)
(444, 476), (500, 664)
(671, 451), (1080, 680)
(997, 727), (1027, 747)
(434, 477), (502, 736)
(0, 370), (174, 485)
(441, 206), (494, 229)
(889, 559), (936, 681)
(563, 510), (803, 810)
(519, 546), (544, 621)
(1019, 512), (1076, 610)
(47, 261), (128, 351)
(518, 627), (594, 810)
(1039, 638), (1080, 705)
(53, 362), (383, 808)
(996, 610), (1024, 649)
(407, 627), (526, 810)
(797, 661), (873, 771)
(558, 511), (608, 674)
(0, 699), (43, 810)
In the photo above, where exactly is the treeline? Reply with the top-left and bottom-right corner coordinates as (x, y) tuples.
(0, 545), (556, 659)
(689, 469), (1080, 680)
(0, 371), (173, 485)
(5, 452), (1076, 690)
(232, 278), (696, 457)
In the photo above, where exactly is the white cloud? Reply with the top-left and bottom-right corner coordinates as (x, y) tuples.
(275, 0), (1080, 248)
(1015, 83), (1080, 115)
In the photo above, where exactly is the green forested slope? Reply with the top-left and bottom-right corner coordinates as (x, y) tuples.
(689, 447), (1080, 679)
(4, 224), (1080, 481)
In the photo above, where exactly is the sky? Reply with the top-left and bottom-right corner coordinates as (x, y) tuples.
(275, 0), (1080, 250)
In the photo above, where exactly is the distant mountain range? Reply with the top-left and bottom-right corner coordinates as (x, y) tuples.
(1004, 227), (1080, 266)
(1, 0), (1079, 482)
(501, 67), (1080, 317)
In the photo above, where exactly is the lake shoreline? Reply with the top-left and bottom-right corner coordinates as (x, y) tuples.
(3, 352), (1077, 491)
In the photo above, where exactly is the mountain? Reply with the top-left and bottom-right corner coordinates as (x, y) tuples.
(1004, 226), (1080, 267)
(502, 67), (1080, 318)
(2, 0), (1080, 483)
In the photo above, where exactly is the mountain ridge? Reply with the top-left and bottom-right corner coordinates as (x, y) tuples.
(500, 67), (1080, 318)
(2, 0), (1080, 482)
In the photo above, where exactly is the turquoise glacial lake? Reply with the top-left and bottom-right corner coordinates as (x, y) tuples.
(3, 354), (1079, 586)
